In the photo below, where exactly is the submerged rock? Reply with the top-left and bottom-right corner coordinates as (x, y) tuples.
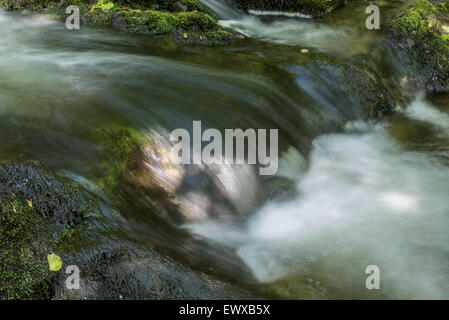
(92, 126), (259, 225)
(285, 58), (396, 129)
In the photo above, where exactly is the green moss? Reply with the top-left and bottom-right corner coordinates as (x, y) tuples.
(0, 158), (102, 300)
(387, 0), (449, 89)
(92, 124), (143, 194)
(106, 0), (206, 11)
(0, 194), (52, 300)
(397, 0), (436, 35)
(0, 0), (52, 10)
(0, 0), (238, 45)
(159, 0), (206, 12)
(121, 9), (216, 34)
(91, 0), (115, 10)
(0, 0), (243, 45)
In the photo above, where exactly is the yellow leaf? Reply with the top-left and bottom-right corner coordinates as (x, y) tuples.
(183, 33), (188, 39)
(26, 199), (33, 208)
(47, 253), (62, 272)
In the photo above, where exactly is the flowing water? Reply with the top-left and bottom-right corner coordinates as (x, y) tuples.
(1, 1), (449, 299)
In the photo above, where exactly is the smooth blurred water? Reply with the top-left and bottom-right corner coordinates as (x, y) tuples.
(201, 0), (398, 56)
(2, 8), (449, 299)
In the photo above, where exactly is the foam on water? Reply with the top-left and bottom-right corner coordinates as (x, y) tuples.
(248, 10), (312, 19)
(405, 96), (449, 133)
(219, 16), (369, 55)
(188, 98), (449, 299)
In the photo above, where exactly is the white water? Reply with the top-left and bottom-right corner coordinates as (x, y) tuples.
(188, 98), (449, 299)
(248, 10), (312, 19)
(220, 16), (361, 54)
(200, 0), (371, 55)
(406, 97), (449, 133)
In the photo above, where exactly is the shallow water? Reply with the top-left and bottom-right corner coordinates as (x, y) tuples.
(2, 6), (449, 299)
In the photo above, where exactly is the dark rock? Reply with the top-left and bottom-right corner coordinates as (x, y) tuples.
(0, 161), (99, 226)
(53, 244), (257, 300)
(0, 160), (99, 299)
(172, 1), (188, 12)
(384, 0), (449, 91)
(232, 0), (346, 17)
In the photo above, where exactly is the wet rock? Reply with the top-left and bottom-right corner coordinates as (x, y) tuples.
(258, 176), (297, 203)
(384, 0), (449, 91)
(0, 158), (255, 300)
(93, 126), (260, 226)
(0, 161), (99, 226)
(285, 59), (396, 127)
(53, 244), (257, 299)
(172, 1), (188, 12)
(0, 161), (99, 300)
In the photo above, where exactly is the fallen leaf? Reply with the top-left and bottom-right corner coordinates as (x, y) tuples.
(47, 253), (62, 272)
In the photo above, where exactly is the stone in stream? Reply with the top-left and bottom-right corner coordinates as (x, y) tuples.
(52, 243), (257, 300)
(93, 125), (258, 225)
(0, 0), (244, 45)
(0, 159), (257, 300)
(384, 0), (449, 91)
(0, 160), (99, 299)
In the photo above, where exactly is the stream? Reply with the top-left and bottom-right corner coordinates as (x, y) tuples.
(1, 0), (449, 299)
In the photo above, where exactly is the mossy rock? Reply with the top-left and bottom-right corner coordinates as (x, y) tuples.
(0, 161), (100, 300)
(0, 161), (99, 225)
(0, 191), (53, 300)
(119, 9), (216, 34)
(0, 0), (58, 11)
(232, 0), (346, 17)
(91, 124), (144, 198)
(385, 0), (449, 90)
(0, 0), (241, 45)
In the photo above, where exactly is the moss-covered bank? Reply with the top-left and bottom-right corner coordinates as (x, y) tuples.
(0, 0), (243, 44)
(385, 0), (449, 90)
